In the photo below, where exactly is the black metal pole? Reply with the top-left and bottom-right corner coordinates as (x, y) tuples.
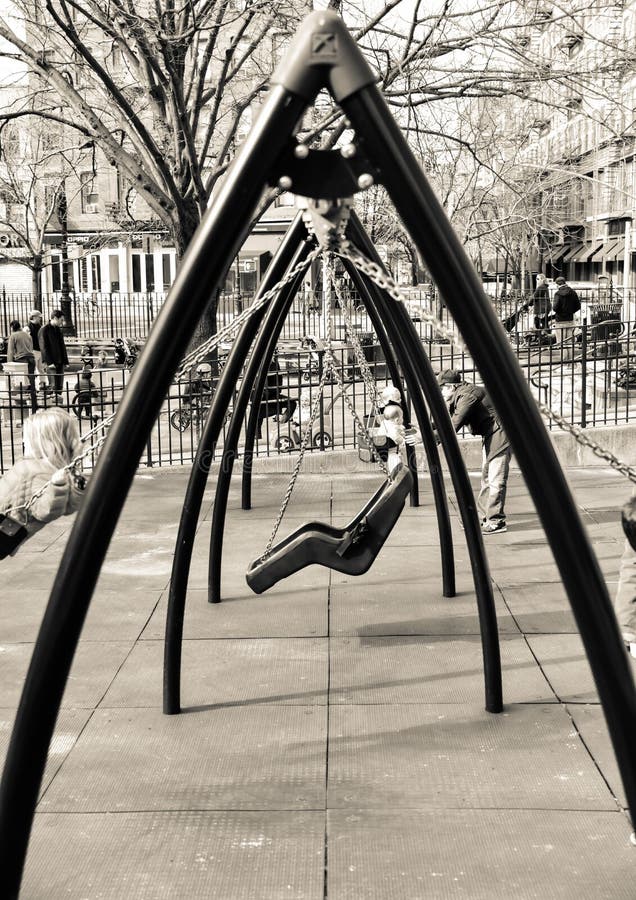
(164, 215), (310, 715)
(347, 210), (502, 710)
(340, 253), (457, 598)
(342, 82), (636, 815)
(207, 250), (312, 605)
(0, 85), (309, 899)
(341, 260), (420, 507)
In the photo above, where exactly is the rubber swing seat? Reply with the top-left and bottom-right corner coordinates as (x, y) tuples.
(246, 464), (413, 594)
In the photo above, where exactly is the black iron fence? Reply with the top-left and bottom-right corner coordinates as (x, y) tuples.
(0, 323), (634, 473)
(3, 286), (633, 344)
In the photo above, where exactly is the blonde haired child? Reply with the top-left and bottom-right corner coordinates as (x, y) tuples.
(0, 408), (86, 554)
(372, 388), (419, 476)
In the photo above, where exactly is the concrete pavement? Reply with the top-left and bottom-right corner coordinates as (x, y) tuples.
(1, 463), (635, 898)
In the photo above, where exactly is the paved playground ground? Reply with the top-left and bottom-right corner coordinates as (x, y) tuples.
(1, 463), (635, 898)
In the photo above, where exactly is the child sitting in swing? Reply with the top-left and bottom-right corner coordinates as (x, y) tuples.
(372, 384), (419, 475)
(0, 408), (87, 556)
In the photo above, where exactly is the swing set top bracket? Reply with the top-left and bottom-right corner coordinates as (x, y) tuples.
(300, 197), (351, 251)
(269, 141), (381, 201)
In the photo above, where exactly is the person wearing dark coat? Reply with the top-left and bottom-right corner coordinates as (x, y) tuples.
(437, 369), (512, 534)
(26, 309), (45, 390)
(38, 309), (69, 396)
(532, 273), (551, 330)
(253, 350), (295, 440)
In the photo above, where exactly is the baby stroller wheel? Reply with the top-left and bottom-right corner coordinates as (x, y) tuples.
(313, 431), (332, 449)
(275, 434), (294, 453)
(170, 409), (191, 432)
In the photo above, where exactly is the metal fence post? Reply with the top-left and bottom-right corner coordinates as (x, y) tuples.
(580, 322), (588, 428)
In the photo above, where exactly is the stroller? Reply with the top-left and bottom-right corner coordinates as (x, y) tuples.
(114, 337), (139, 369)
(272, 388), (334, 452)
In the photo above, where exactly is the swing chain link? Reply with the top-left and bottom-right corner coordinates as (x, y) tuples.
(261, 360), (334, 559)
(322, 254), (390, 477)
(336, 244), (636, 485)
(330, 274), (381, 408)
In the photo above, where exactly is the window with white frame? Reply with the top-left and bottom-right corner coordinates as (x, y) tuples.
(80, 173), (99, 214)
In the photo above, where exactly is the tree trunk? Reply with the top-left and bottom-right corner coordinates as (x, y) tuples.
(31, 256), (43, 309)
(173, 200), (219, 367)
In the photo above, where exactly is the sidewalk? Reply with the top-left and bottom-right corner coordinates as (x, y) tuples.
(1, 465), (635, 899)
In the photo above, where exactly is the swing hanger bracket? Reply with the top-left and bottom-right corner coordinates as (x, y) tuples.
(269, 141), (381, 200)
(300, 197), (352, 251)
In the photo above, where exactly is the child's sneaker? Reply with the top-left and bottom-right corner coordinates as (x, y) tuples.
(482, 520), (507, 535)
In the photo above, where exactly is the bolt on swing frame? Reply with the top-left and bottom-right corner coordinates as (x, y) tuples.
(0, 9), (634, 897)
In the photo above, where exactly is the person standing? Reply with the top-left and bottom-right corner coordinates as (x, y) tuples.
(38, 309), (69, 398)
(6, 320), (37, 412)
(532, 273), (551, 331)
(437, 369), (512, 535)
(26, 310), (45, 390)
(552, 276), (581, 347)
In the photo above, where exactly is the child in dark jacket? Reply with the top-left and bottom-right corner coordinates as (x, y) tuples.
(0, 408), (86, 555)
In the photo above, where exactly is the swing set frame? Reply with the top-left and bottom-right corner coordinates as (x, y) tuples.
(1, 11), (635, 897)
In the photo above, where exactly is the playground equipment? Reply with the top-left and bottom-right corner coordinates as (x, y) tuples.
(1, 11), (635, 898)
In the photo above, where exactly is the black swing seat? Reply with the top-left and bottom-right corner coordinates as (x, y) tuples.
(0, 513), (28, 559)
(246, 464), (413, 594)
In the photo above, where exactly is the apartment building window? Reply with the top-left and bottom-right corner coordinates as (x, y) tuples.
(91, 255), (101, 291)
(162, 253), (172, 289)
(145, 254), (155, 291)
(79, 256), (88, 291)
(80, 173), (99, 213)
(108, 254), (120, 291)
(565, 97), (582, 119)
(132, 254), (142, 292)
(42, 129), (61, 150)
(44, 185), (58, 215)
(51, 254), (62, 292)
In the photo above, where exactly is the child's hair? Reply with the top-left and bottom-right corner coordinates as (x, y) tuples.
(9, 319), (21, 332)
(22, 408), (81, 468)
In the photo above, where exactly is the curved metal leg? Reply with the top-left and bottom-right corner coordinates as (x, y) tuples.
(346, 215), (501, 712)
(164, 217), (310, 714)
(343, 84), (636, 818)
(342, 253), (456, 599)
(208, 248), (312, 604)
(0, 85), (309, 899)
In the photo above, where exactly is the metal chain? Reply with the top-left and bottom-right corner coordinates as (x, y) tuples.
(322, 254), (389, 477)
(6, 249), (321, 525)
(176, 248), (321, 381)
(261, 250), (390, 560)
(261, 361), (334, 559)
(337, 244), (636, 485)
(537, 405), (636, 483)
(329, 272), (381, 408)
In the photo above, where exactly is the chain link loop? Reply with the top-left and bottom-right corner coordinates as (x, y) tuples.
(337, 244), (636, 485)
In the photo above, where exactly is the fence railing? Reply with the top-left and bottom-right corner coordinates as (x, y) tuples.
(0, 322), (634, 473)
(3, 286), (634, 344)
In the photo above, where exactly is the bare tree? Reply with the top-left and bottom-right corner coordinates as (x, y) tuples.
(0, 0), (629, 337)
(0, 117), (93, 308)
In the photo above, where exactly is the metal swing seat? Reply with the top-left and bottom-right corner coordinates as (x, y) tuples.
(246, 463), (412, 593)
(247, 235), (413, 595)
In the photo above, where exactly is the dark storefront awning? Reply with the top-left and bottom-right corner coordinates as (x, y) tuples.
(608, 238), (626, 259)
(546, 244), (569, 263)
(590, 240), (620, 263)
(572, 241), (603, 262)
(563, 243), (584, 261)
